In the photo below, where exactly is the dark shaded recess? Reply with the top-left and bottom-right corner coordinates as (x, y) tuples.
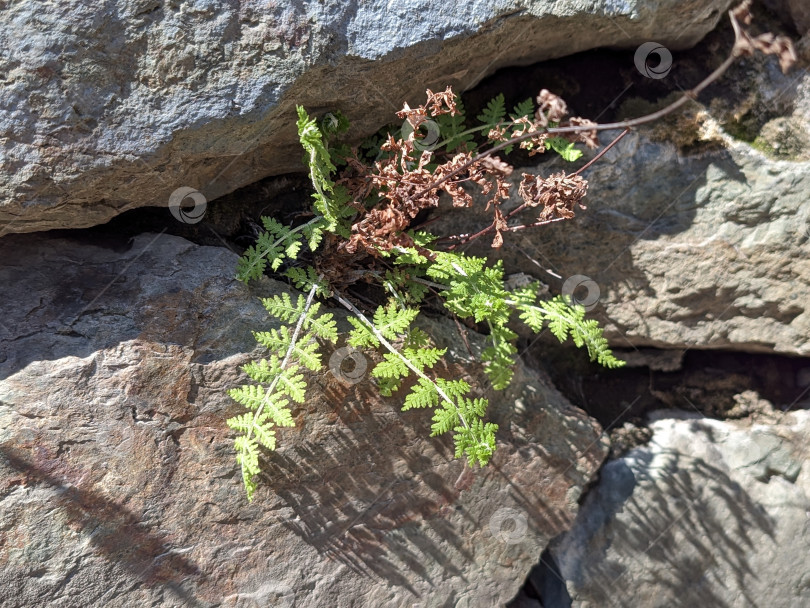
(506, 543), (572, 608)
(529, 342), (810, 430)
(44, 172), (312, 255)
(44, 2), (781, 261)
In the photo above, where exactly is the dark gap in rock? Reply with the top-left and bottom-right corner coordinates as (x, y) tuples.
(527, 340), (810, 458)
(506, 538), (572, 608)
(45, 173), (311, 255)
(46, 0), (796, 259)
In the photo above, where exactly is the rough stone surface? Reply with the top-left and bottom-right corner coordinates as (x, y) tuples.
(540, 407), (810, 608)
(0, 0), (734, 234)
(0, 232), (607, 607)
(437, 56), (810, 356)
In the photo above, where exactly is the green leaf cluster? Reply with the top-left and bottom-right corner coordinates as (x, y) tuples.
(425, 251), (517, 390)
(296, 106), (355, 236)
(344, 300), (497, 468)
(236, 216), (325, 283)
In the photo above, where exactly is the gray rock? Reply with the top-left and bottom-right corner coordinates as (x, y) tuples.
(543, 409), (810, 608)
(0, 232), (608, 607)
(0, 0), (733, 234)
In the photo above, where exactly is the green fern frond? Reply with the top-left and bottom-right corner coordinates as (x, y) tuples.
(290, 338), (322, 371)
(403, 377), (440, 410)
(228, 383), (271, 411)
(392, 246), (430, 266)
(232, 435), (261, 496)
(297, 106), (355, 236)
(336, 293), (496, 468)
(477, 93), (506, 128)
(372, 304), (420, 341)
(384, 269), (429, 306)
(303, 305), (338, 342)
(276, 368), (307, 403)
(228, 283), (338, 500)
(516, 295), (625, 368)
(403, 346), (445, 369)
(348, 305), (419, 348)
(261, 292), (307, 324)
(510, 98), (534, 121)
(435, 378), (471, 400)
(286, 266), (329, 297)
(236, 217), (321, 283)
(371, 351), (410, 380)
(435, 95), (474, 152)
(453, 418), (498, 467)
(346, 315), (380, 349)
(427, 252), (510, 323)
(481, 325), (518, 390)
(431, 405), (458, 436)
(240, 358), (281, 384)
(253, 326), (293, 352)
(302, 220), (326, 251)
(320, 110), (350, 138)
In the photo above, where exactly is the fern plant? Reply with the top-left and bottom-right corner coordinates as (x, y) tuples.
(226, 88), (628, 499)
(223, 0), (798, 501)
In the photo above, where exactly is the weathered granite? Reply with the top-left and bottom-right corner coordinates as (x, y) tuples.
(0, 232), (608, 607)
(540, 406), (810, 608)
(0, 0), (734, 234)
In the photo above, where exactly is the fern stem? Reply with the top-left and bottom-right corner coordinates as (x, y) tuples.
(410, 276), (446, 290)
(334, 292), (471, 432)
(246, 281), (320, 443)
(433, 122), (491, 151)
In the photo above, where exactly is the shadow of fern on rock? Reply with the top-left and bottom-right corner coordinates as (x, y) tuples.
(0, 449), (205, 607)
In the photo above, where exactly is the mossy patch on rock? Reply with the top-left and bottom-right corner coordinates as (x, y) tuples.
(751, 116), (810, 159)
(616, 93), (724, 153)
